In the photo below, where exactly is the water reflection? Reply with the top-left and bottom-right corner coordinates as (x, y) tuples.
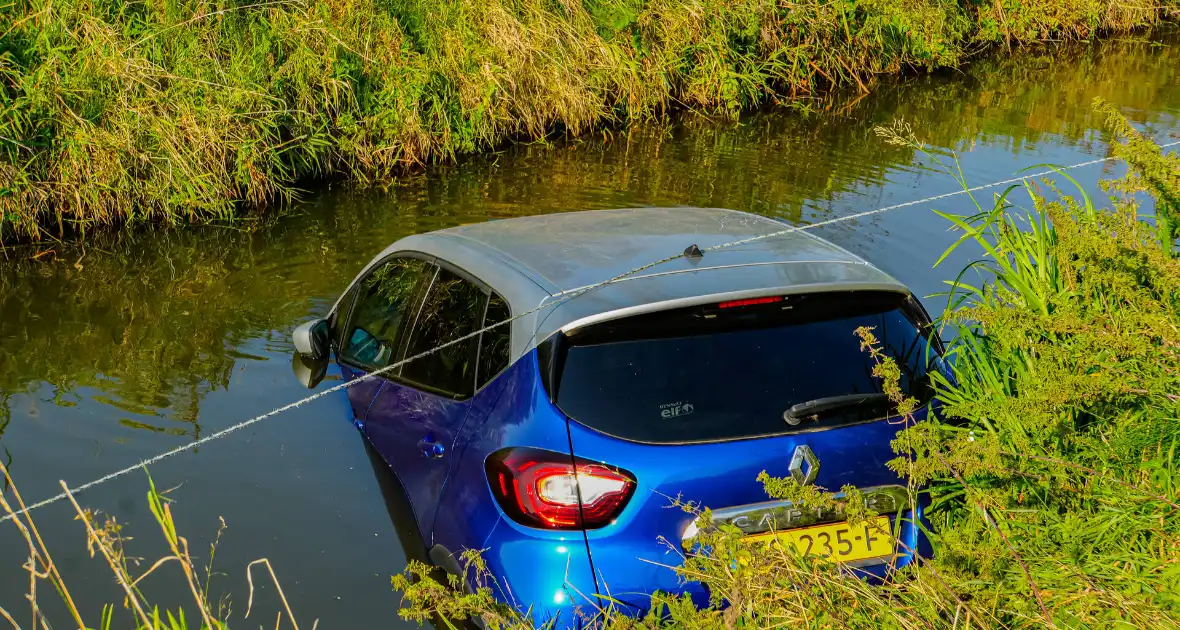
(0, 33), (1177, 629)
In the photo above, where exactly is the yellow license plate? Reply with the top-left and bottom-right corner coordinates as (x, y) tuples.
(744, 516), (895, 563)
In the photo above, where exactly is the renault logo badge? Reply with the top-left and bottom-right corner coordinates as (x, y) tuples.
(789, 445), (820, 486)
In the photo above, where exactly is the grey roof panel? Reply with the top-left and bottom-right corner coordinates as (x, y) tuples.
(431, 207), (859, 293)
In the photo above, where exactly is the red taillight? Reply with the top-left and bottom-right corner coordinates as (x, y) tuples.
(486, 448), (636, 530)
(717, 295), (783, 309)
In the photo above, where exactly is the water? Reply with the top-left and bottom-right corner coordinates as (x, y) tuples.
(1, 35), (1179, 628)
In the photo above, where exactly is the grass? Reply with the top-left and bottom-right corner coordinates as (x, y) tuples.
(1, 0), (1179, 240)
(388, 100), (1180, 629)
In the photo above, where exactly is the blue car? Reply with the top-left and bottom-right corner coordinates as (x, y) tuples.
(291, 207), (941, 625)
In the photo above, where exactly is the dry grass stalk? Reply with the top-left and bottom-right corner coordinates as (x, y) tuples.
(1, 464), (312, 629)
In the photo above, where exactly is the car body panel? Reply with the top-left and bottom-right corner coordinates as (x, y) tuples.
(430, 356), (600, 621)
(364, 380), (473, 541)
(340, 362), (384, 428)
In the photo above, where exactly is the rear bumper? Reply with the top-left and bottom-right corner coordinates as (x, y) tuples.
(470, 511), (923, 627)
(585, 508), (926, 615)
(472, 478), (927, 624)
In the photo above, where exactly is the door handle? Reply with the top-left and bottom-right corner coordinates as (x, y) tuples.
(418, 437), (445, 459)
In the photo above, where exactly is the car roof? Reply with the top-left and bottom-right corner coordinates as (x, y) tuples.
(344, 207), (909, 361)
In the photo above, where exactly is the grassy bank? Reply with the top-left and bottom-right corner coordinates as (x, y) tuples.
(1, 0), (1178, 240)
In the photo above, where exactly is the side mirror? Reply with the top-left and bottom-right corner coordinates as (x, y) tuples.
(345, 327), (392, 367)
(291, 351), (328, 389)
(293, 318), (330, 360)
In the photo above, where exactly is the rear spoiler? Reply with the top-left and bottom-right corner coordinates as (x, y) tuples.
(558, 281), (911, 335)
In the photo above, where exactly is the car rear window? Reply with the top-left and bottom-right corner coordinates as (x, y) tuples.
(550, 291), (938, 444)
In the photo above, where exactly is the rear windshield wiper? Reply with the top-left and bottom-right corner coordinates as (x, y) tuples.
(783, 393), (893, 426)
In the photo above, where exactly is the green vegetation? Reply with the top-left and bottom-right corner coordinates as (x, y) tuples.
(391, 105), (1180, 628)
(2, 0), (1178, 240)
(1095, 97), (1180, 254)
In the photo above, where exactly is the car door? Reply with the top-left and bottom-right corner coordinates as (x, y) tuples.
(364, 263), (490, 541)
(335, 256), (434, 429)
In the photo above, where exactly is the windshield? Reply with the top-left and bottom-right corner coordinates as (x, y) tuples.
(550, 291), (938, 444)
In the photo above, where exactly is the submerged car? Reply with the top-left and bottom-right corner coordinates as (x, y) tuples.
(291, 207), (942, 624)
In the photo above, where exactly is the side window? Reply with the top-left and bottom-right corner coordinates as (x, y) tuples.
(477, 293), (511, 389)
(400, 268), (488, 398)
(340, 257), (433, 370)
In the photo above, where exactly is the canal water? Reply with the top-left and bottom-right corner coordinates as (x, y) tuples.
(1, 35), (1178, 628)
